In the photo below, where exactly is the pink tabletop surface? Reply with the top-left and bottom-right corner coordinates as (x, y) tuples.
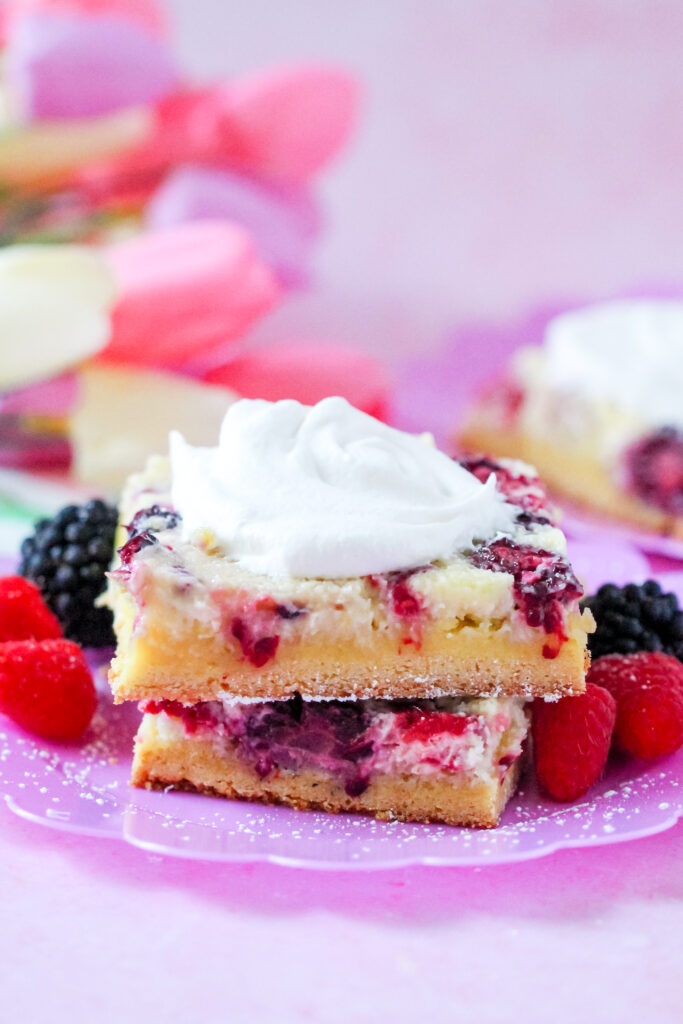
(4, 1), (683, 1016)
(4, 354), (683, 1021)
(4, 347), (683, 1022)
(2, 800), (681, 1022)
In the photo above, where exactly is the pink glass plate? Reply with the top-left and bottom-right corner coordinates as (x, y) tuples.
(561, 505), (683, 562)
(1, 547), (681, 871)
(2, 672), (682, 869)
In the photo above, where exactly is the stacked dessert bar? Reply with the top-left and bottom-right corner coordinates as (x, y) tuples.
(106, 398), (593, 827)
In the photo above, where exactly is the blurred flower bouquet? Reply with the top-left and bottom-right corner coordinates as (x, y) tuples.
(0, 1), (390, 489)
(0, 0), (357, 288)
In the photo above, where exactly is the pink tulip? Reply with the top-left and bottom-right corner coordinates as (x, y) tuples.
(0, 372), (78, 417)
(196, 65), (360, 183)
(6, 9), (178, 119)
(204, 342), (389, 421)
(146, 166), (321, 288)
(72, 87), (215, 201)
(72, 64), (359, 199)
(6, 0), (167, 37)
(101, 221), (281, 370)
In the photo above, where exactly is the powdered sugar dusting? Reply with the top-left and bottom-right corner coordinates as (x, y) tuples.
(0, 653), (682, 868)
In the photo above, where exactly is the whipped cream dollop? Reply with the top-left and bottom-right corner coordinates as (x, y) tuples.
(170, 397), (517, 578)
(0, 245), (116, 392)
(544, 300), (683, 429)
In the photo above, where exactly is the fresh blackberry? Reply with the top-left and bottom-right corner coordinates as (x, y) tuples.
(582, 580), (683, 663)
(18, 498), (119, 648)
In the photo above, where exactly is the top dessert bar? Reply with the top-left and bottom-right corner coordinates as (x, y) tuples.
(459, 300), (683, 536)
(106, 399), (592, 704)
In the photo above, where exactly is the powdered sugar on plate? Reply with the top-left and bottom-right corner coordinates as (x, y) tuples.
(0, 649), (681, 869)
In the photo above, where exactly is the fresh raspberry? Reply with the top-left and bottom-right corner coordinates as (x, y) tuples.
(532, 683), (616, 801)
(587, 652), (683, 760)
(0, 576), (62, 642)
(0, 640), (97, 742)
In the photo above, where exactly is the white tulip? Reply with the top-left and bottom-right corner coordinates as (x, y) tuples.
(0, 245), (116, 391)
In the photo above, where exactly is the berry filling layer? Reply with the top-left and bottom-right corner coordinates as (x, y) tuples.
(116, 504), (181, 574)
(469, 538), (583, 659)
(458, 456), (553, 526)
(141, 694), (529, 797)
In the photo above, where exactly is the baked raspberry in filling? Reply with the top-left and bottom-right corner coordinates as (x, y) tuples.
(458, 455), (553, 526)
(115, 504), (181, 576)
(624, 427), (683, 516)
(367, 568), (428, 645)
(142, 695), (528, 798)
(469, 538), (583, 659)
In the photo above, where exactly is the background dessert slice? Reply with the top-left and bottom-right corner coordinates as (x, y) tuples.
(131, 695), (528, 828)
(459, 300), (683, 537)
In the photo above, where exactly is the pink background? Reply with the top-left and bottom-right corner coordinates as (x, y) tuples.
(167, 0), (683, 360)
(3, 805), (682, 1022)
(5, 3), (683, 1020)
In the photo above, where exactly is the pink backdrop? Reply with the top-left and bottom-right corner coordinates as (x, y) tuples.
(167, 0), (683, 360)
(4, 6), (683, 1021)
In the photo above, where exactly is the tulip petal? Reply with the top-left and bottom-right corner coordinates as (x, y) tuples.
(146, 166), (321, 288)
(7, 11), (179, 119)
(102, 221), (281, 369)
(8, 0), (168, 38)
(0, 245), (116, 392)
(204, 341), (389, 420)
(0, 105), (151, 191)
(206, 65), (360, 183)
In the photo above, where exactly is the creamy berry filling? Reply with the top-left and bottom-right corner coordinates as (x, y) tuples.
(624, 427), (683, 516)
(215, 595), (307, 668)
(458, 455), (553, 526)
(142, 695), (528, 798)
(114, 475), (579, 668)
(469, 538), (583, 658)
(115, 505), (181, 578)
(367, 567), (429, 645)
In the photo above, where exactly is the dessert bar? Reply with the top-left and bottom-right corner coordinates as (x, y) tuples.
(107, 453), (591, 705)
(133, 694), (528, 828)
(106, 397), (593, 827)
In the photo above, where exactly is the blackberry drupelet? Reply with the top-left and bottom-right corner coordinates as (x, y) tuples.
(18, 499), (119, 647)
(582, 581), (683, 662)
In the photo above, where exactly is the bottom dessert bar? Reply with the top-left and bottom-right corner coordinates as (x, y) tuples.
(132, 694), (529, 828)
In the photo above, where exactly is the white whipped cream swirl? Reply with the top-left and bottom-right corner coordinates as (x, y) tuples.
(544, 300), (683, 429)
(170, 397), (517, 578)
